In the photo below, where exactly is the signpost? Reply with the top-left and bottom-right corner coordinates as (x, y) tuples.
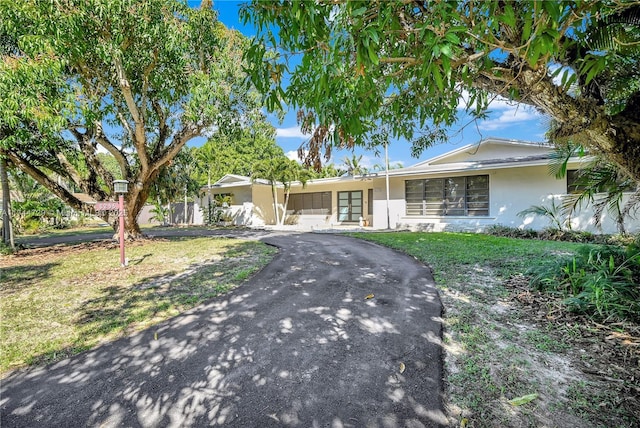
(94, 201), (119, 211)
(113, 180), (128, 267)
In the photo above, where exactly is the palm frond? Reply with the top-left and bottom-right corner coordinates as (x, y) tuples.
(549, 143), (582, 179)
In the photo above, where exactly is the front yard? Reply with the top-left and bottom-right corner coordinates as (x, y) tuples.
(353, 232), (639, 427)
(0, 236), (276, 375)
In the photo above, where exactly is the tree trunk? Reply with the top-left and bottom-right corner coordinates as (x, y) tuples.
(474, 68), (640, 186)
(280, 189), (291, 226)
(1, 157), (15, 249)
(184, 186), (188, 225)
(268, 183), (279, 225)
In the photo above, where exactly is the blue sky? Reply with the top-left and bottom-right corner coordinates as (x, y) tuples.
(206, 0), (549, 169)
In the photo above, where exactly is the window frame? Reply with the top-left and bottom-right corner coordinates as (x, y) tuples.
(405, 175), (489, 217)
(286, 191), (332, 215)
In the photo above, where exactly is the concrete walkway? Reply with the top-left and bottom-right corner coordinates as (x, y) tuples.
(1, 232), (445, 427)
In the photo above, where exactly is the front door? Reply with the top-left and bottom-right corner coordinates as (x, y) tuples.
(338, 191), (362, 222)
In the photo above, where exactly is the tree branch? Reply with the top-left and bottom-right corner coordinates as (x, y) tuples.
(69, 128), (110, 200)
(94, 121), (130, 179)
(153, 124), (201, 173)
(113, 51), (149, 171)
(4, 149), (88, 213)
(55, 151), (83, 190)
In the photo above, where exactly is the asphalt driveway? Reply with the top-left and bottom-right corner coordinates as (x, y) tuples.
(1, 232), (446, 427)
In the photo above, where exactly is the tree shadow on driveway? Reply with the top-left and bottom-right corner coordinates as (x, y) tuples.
(0, 233), (446, 427)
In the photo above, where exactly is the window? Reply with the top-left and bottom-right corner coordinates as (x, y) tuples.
(405, 175), (489, 216)
(567, 169), (636, 194)
(368, 188), (373, 216)
(566, 170), (586, 194)
(287, 192), (331, 215)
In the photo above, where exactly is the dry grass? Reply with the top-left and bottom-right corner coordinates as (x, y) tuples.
(0, 237), (276, 376)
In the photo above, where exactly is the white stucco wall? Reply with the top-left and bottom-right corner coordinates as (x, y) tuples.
(383, 166), (640, 234)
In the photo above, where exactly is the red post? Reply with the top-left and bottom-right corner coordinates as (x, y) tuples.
(119, 194), (126, 267)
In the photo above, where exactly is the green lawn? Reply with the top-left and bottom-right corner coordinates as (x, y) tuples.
(0, 237), (276, 375)
(351, 232), (637, 427)
(352, 231), (583, 283)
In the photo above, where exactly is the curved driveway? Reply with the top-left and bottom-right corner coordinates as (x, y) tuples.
(1, 232), (446, 427)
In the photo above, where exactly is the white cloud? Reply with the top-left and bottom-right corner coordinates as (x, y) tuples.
(276, 126), (310, 139)
(478, 106), (540, 131)
(285, 150), (301, 161)
(457, 89), (523, 111)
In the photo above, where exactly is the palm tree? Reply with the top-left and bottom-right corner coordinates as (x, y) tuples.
(252, 159), (285, 225)
(279, 161), (312, 225)
(549, 144), (638, 234)
(252, 158), (312, 225)
(341, 154), (368, 176)
(517, 198), (570, 231)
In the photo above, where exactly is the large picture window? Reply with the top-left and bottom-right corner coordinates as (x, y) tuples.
(287, 192), (332, 215)
(405, 175), (489, 216)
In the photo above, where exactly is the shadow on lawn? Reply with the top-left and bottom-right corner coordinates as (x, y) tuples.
(71, 241), (266, 356)
(0, 262), (59, 296)
(0, 234), (447, 427)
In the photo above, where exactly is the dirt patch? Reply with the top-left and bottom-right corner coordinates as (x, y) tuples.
(441, 267), (639, 427)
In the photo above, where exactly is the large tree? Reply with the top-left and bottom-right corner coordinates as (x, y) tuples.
(0, 0), (261, 237)
(241, 1), (640, 184)
(195, 120), (285, 186)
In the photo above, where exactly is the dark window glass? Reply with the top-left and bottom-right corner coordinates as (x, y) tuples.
(287, 192), (332, 215)
(405, 175), (489, 216)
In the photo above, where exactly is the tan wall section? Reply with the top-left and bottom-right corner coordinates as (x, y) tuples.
(251, 183), (283, 225)
(287, 180), (375, 227)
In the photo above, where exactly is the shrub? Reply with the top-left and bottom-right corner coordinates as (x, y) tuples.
(0, 242), (15, 255)
(485, 225), (538, 239)
(528, 242), (640, 322)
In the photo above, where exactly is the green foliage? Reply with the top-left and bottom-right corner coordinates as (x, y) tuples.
(11, 198), (66, 234)
(194, 122), (284, 185)
(517, 198), (570, 231)
(0, 241), (15, 255)
(149, 201), (170, 225)
(484, 225), (539, 240)
(528, 242), (640, 321)
(341, 154), (368, 176)
(549, 143), (638, 234)
(252, 157), (311, 225)
(307, 163), (345, 179)
(242, 1), (640, 183)
(9, 169), (70, 233)
(1, 0), (262, 235)
(485, 224), (619, 244)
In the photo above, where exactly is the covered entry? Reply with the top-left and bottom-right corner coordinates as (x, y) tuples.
(338, 190), (362, 222)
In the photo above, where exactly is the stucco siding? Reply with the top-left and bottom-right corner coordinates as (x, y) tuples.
(251, 184), (281, 225)
(286, 181), (375, 228)
(388, 165), (639, 234)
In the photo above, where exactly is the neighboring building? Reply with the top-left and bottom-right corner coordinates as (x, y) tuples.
(197, 138), (639, 234)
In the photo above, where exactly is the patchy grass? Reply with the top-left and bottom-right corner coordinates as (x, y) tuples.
(0, 237), (276, 376)
(352, 232), (639, 428)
